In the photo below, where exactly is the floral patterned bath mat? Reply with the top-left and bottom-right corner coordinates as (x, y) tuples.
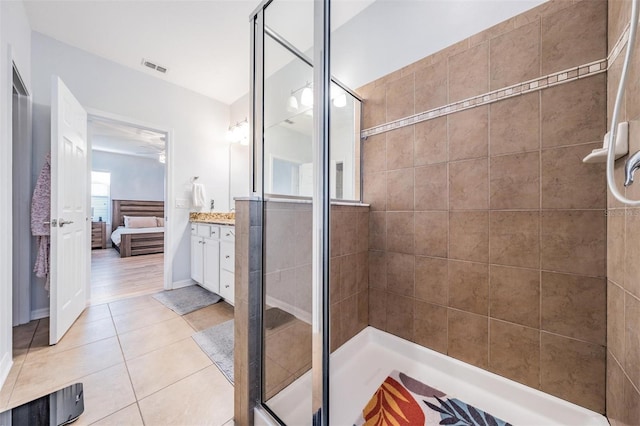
(354, 370), (513, 426)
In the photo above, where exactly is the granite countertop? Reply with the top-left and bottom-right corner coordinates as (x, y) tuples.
(189, 212), (235, 225)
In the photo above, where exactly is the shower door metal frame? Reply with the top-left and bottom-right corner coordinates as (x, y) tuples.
(249, 0), (333, 423)
(311, 0), (331, 423)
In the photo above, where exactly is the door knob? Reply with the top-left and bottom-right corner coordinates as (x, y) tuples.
(58, 218), (74, 227)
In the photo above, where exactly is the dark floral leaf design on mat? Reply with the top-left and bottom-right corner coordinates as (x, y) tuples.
(448, 399), (473, 423)
(399, 372), (446, 398)
(467, 404), (486, 425)
(423, 397), (511, 426)
(484, 411), (498, 426)
(362, 376), (425, 426)
(424, 400), (449, 415)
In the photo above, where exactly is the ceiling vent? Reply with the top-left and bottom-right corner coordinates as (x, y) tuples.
(141, 59), (168, 74)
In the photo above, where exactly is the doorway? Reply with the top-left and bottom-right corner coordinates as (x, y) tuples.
(87, 116), (169, 305)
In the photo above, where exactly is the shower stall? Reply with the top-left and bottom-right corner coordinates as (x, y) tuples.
(236, 0), (621, 424)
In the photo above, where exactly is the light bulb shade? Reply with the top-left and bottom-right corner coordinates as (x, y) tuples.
(333, 93), (347, 108)
(287, 95), (299, 112)
(239, 122), (249, 143)
(232, 125), (241, 141)
(300, 87), (313, 107)
(158, 153), (166, 164)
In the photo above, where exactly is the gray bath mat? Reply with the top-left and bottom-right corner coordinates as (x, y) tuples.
(153, 285), (221, 315)
(193, 320), (234, 384)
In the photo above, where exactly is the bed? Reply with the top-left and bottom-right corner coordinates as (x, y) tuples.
(111, 200), (165, 258)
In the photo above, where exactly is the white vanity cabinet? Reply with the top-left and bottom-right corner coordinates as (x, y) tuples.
(219, 226), (235, 303)
(190, 222), (235, 305)
(191, 223), (220, 293)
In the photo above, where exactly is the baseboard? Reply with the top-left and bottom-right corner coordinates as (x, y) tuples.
(30, 307), (50, 320)
(265, 296), (311, 324)
(171, 279), (195, 290)
(0, 351), (12, 391)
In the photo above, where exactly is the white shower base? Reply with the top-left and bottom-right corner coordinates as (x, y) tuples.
(258, 326), (608, 426)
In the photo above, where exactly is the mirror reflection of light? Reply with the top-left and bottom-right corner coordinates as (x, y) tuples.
(300, 87), (313, 107)
(287, 95), (299, 112)
(333, 93), (347, 108)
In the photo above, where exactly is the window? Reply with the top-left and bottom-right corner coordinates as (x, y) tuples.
(91, 171), (110, 223)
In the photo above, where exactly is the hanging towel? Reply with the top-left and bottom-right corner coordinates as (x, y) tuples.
(31, 154), (51, 291)
(192, 183), (206, 209)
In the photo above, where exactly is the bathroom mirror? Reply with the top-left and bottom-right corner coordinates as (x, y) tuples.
(228, 143), (250, 209)
(263, 34), (361, 201)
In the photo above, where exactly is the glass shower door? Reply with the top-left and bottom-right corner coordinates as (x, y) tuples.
(260, 1), (315, 423)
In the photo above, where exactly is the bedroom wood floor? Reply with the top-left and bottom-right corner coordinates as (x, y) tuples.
(91, 248), (164, 305)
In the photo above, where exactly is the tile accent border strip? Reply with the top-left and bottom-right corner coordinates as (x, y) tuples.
(360, 57), (608, 139)
(361, 19), (634, 140)
(608, 22), (630, 67)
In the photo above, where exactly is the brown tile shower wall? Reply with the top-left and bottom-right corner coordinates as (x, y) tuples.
(606, 1), (640, 424)
(360, 0), (608, 413)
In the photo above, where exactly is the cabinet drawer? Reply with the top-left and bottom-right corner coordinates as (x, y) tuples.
(220, 226), (235, 242)
(196, 224), (219, 238)
(190, 224), (197, 235)
(220, 241), (234, 272)
(220, 269), (235, 304)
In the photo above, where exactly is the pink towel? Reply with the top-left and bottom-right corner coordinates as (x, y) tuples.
(31, 154), (51, 290)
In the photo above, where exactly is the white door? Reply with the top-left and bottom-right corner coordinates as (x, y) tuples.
(50, 76), (88, 344)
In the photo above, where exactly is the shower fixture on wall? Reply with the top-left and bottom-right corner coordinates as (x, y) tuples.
(608, 0), (640, 205)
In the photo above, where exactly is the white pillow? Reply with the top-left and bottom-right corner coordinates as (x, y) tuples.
(124, 215), (157, 228)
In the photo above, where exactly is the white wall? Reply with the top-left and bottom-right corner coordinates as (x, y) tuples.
(0, 0), (31, 392)
(30, 32), (230, 311)
(92, 150), (165, 241)
(92, 151), (165, 202)
(331, 0), (546, 90)
(229, 95), (251, 200)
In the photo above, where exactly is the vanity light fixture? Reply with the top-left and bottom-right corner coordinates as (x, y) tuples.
(288, 81), (312, 111)
(331, 85), (347, 108)
(287, 95), (299, 112)
(300, 86), (313, 107)
(227, 119), (249, 145)
(333, 93), (347, 108)
(287, 81), (347, 110)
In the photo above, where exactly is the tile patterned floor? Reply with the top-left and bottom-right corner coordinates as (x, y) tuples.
(0, 295), (235, 425)
(264, 318), (312, 400)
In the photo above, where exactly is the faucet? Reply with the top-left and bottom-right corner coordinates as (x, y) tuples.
(210, 199), (215, 211)
(624, 151), (640, 186)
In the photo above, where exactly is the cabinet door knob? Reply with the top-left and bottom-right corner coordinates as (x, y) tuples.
(225, 255), (230, 259)
(225, 285), (230, 288)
